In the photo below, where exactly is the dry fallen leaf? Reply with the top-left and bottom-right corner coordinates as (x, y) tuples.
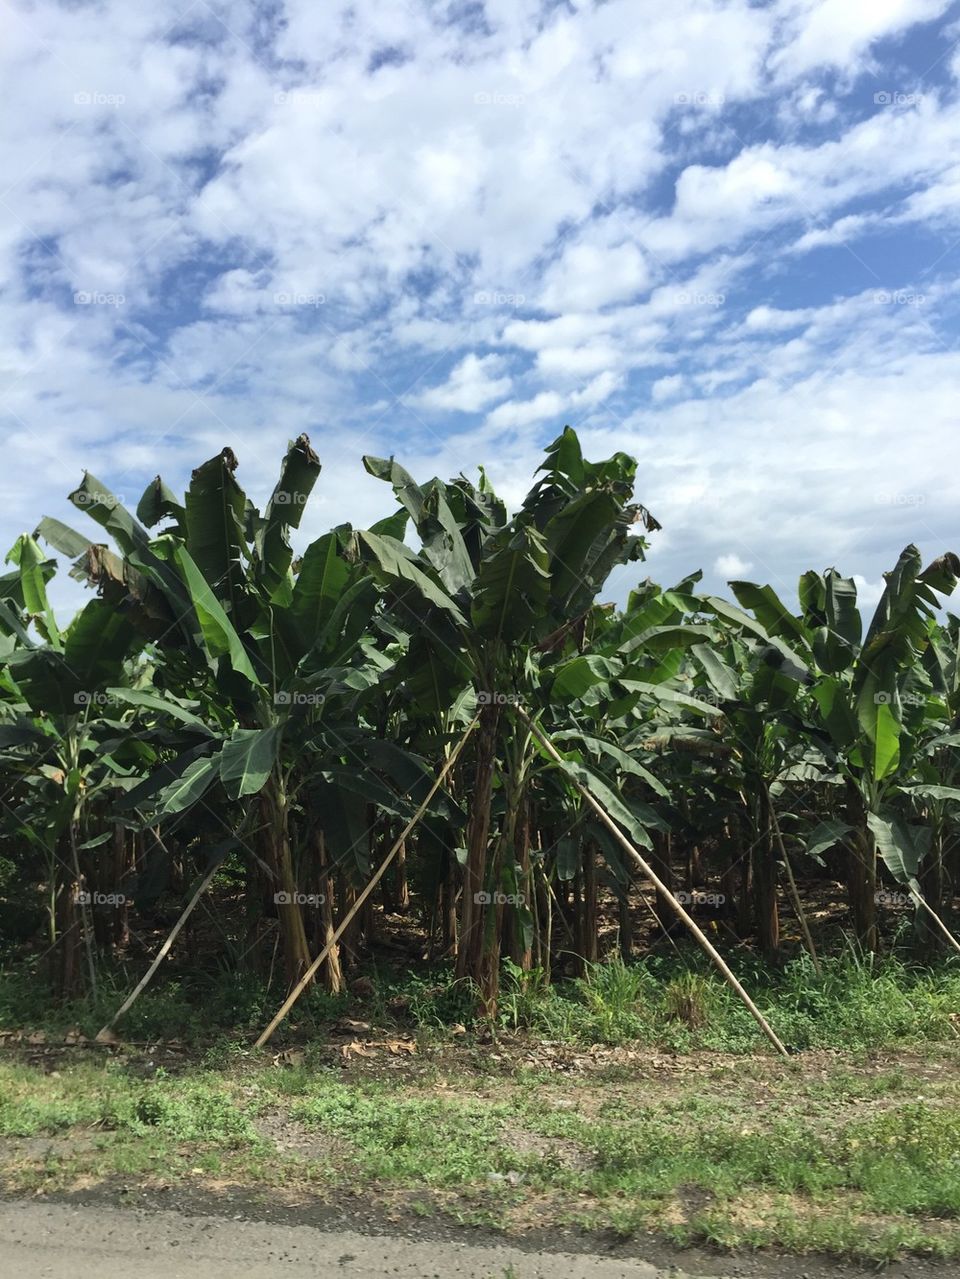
(385, 1039), (417, 1056)
(274, 1047), (306, 1067)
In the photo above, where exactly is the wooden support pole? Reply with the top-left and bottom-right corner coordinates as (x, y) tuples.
(95, 861), (220, 1040)
(254, 719), (479, 1049)
(767, 790), (821, 975)
(516, 708), (790, 1059)
(911, 886), (960, 958)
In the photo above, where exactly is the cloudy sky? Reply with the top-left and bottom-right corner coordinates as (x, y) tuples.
(2, 0), (959, 614)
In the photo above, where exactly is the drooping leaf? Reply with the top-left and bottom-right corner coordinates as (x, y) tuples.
(136, 477), (186, 532)
(691, 643), (738, 702)
(867, 811), (930, 884)
(553, 731), (670, 797)
(729, 581), (810, 648)
(805, 819), (853, 862)
(220, 727), (281, 798)
(551, 654), (623, 701)
(34, 517), (91, 560)
(619, 680), (724, 718)
(104, 687), (213, 732)
(900, 783), (960, 803)
(64, 599), (142, 691)
(539, 748), (656, 849)
(155, 753), (222, 817)
(69, 473), (150, 556)
(358, 530), (466, 624)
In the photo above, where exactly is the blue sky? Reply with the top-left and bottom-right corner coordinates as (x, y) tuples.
(2, 0), (960, 615)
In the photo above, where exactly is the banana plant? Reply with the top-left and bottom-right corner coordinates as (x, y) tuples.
(0, 533), (151, 994)
(358, 428), (659, 1008)
(715, 547), (959, 949)
(37, 439), (399, 988)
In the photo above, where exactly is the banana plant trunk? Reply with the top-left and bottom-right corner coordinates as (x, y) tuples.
(506, 797), (533, 970)
(52, 834), (83, 998)
(845, 781), (878, 952)
(393, 835), (411, 913)
(259, 771), (312, 988)
(90, 824), (130, 951)
(618, 887), (633, 961)
(649, 829), (675, 935)
(918, 816), (950, 950)
(456, 701), (500, 994)
(313, 830), (343, 994)
(753, 792), (780, 959)
(580, 842), (599, 965)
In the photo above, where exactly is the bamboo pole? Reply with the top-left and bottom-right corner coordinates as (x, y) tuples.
(766, 790), (821, 975)
(910, 887), (960, 958)
(95, 861), (220, 1041)
(255, 718), (479, 1049)
(516, 709), (790, 1058)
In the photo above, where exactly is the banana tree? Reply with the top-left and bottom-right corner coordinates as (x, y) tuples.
(0, 532), (150, 994)
(41, 438), (461, 991)
(358, 428), (659, 1007)
(719, 547), (959, 949)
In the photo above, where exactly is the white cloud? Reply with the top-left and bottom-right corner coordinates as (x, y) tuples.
(540, 241), (651, 313)
(485, 391), (565, 430)
(0, 0), (956, 619)
(714, 553), (754, 577)
(485, 371), (622, 429)
(651, 374), (687, 402)
(640, 98), (960, 263)
(853, 574), (886, 609)
(772, 0), (953, 78)
(535, 343), (621, 378)
(412, 354), (512, 413)
(789, 213), (873, 253)
(743, 305), (812, 332)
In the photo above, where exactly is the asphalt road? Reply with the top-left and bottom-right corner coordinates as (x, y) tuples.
(0, 1199), (726, 1278)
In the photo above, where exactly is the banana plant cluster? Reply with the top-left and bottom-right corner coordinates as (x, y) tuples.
(0, 429), (957, 1008)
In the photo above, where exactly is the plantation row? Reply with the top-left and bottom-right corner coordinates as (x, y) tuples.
(0, 429), (958, 1015)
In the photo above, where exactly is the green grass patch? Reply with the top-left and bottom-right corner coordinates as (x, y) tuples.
(0, 1060), (258, 1147)
(3, 948), (960, 1060)
(2, 1050), (960, 1260)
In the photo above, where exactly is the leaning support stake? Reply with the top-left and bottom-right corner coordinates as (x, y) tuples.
(766, 788), (821, 975)
(255, 718), (479, 1049)
(910, 886), (960, 958)
(95, 861), (220, 1041)
(516, 708), (790, 1059)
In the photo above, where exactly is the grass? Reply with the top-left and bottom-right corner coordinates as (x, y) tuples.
(492, 950), (960, 1052)
(1, 1045), (960, 1261)
(0, 1059), (258, 1146)
(3, 947), (960, 1261)
(4, 947), (960, 1054)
